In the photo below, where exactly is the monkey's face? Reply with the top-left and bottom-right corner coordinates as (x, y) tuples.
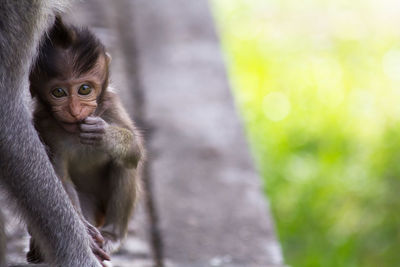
(40, 61), (106, 133)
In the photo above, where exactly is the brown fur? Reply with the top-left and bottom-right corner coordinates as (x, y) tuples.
(28, 17), (144, 260)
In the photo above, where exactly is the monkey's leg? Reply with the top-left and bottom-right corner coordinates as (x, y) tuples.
(0, 1), (102, 266)
(27, 179), (108, 263)
(101, 165), (139, 253)
(63, 180), (107, 249)
(0, 212), (5, 267)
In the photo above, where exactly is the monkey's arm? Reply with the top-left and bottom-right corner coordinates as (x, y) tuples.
(63, 179), (108, 258)
(53, 159), (84, 213)
(52, 159), (108, 258)
(80, 116), (143, 169)
(105, 125), (142, 168)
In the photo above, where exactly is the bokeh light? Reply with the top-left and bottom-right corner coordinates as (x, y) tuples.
(211, 0), (400, 266)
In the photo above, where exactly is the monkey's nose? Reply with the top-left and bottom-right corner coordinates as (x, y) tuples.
(69, 107), (80, 117)
(69, 107), (83, 121)
(69, 99), (82, 119)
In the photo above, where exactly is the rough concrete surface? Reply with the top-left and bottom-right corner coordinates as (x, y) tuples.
(3, 1), (283, 266)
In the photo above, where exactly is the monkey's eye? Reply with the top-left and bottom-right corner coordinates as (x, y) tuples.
(51, 88), (67, 98)
(78, 84), (92, 95)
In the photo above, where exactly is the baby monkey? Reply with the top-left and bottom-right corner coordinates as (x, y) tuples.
(28, 17), (144, 263)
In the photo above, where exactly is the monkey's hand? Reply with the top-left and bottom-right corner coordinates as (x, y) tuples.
(79, 116), (108, 145)
(80, 116), (140, 168)
(83, 218), (111, 264)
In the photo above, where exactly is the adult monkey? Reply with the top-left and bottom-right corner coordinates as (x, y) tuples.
(0, 1), (108, 266)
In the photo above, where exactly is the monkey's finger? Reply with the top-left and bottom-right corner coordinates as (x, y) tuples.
(86, 223), (105, 246)
(93, 232), (105, 246)
(93, 245), (111, 262)
(90, 240), (110, 262)
(84, 116), (103, 124)
(80, 123), (106, 133)
(92, 233), (105, 247)
(80, 132), (103, 141)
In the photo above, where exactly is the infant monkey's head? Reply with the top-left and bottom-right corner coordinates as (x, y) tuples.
(30, 16), (111, 133)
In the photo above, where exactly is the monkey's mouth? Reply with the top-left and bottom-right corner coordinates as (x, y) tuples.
(58, 121), (80, 134)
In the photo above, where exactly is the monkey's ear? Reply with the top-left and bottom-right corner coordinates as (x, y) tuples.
(106, 52), (112, 64)
(50, 15), (75, 48)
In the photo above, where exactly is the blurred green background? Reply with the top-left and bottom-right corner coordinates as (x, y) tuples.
(211, 0), (400, 266)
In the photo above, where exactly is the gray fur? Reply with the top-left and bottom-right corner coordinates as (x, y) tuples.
(0, 212), (5, 267)
(0, 1), (101, 266)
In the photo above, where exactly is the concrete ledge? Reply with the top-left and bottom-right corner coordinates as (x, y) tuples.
(126, 0), (283, 266)
(4, 1), (283, 266)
